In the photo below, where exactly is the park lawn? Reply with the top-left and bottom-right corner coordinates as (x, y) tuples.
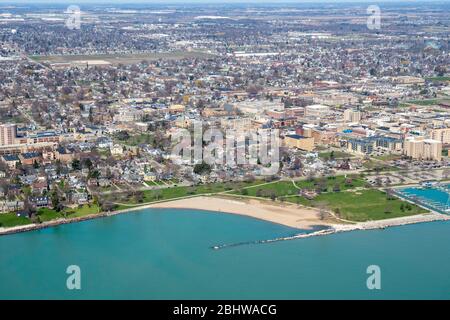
(65, 204), (100, 218)
(235, 175), (365, 198)
(37, 208), (63, 222)
(372, 154), (402, 161)
(241, 180), (298, 198)
(115, 181), (264, 206)
(307, 190), (427, 222)
(297, 175), (365, 190)
(319, 151), (354, 160)
(37, 205), (100, 221)
(124, 133), (154, 146)
(0, 213), (32, 228)
(146, 181), (260, 200)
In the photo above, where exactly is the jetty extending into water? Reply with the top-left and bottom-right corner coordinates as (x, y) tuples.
(212, 213), (450, 250)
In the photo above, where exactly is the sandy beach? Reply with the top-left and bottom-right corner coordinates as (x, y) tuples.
(1, 195), (449, 238)
(148, 196), (337, 230)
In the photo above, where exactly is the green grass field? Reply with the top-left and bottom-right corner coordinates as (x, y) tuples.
(65, 204), (100, 218)
(406, 99), (439, 106)
(0, 213), (31, 228)
(232, 176), (366, 198)
(37, 204), (101, 222)
(426, 76), (450, 82)
(37, 208), (63, 222)
(112, 180), (265, 210)
(123, 133), (154, 146)
(319, 151), (354, 160)
(293, 190), (428, 222)
(372, 154), (403, 161)
(229, 175), (427, 222)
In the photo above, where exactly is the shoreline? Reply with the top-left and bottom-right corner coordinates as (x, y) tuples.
(0, 196), (334, 236)
(1, 195), (449, 238)
(147, 196), (338, 230)
(212, 213), (450, 249)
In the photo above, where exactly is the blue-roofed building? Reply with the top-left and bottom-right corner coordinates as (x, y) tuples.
(27, 131), (60, 144)
(19, 152), (41, 165)
(347, 136), (403, 155)
(1, 154), (20, 169)
(347, 138), (375, 154)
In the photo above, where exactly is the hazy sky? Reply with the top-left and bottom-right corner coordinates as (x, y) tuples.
(0, 0), (447, 7)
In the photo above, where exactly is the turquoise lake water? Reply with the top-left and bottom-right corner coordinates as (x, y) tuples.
(1, 208), (450, 300)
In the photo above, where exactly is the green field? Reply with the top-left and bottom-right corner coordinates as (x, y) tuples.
(0, 213), (31, 228)
(65, 204), (100, 218)
(319, 151), (354, 160)
(230, 175), (427, 222)
(406, 99), (439, 106)
(426, 76), (450, 82)
(292, 190), (428, 222)
(372, 154), (403, 161)
(121, 133), (154, 146)
(113, 181), (264, 210)
(37, 208), (63, 222)
(232, 176), (366, 199)
(37, 204), (101, 221)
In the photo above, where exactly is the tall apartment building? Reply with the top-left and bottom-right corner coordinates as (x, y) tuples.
(0, 124), (17, 146)
(430, 128), (450, 144)
(343, 109), (362, 123)
(304, 105), (330, 117)
(404, 136), (442, 161)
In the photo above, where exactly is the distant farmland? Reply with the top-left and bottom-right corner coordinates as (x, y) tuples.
(30, 51), (215, 65)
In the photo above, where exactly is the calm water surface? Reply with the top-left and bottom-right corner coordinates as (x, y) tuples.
(1, 208), (449, 299)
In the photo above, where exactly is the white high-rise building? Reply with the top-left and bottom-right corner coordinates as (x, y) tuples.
(430, 128), (450, 144)
(343, 109), (362, 123)
(0, 123), (17, 146)
(404, 136), (442, 161)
